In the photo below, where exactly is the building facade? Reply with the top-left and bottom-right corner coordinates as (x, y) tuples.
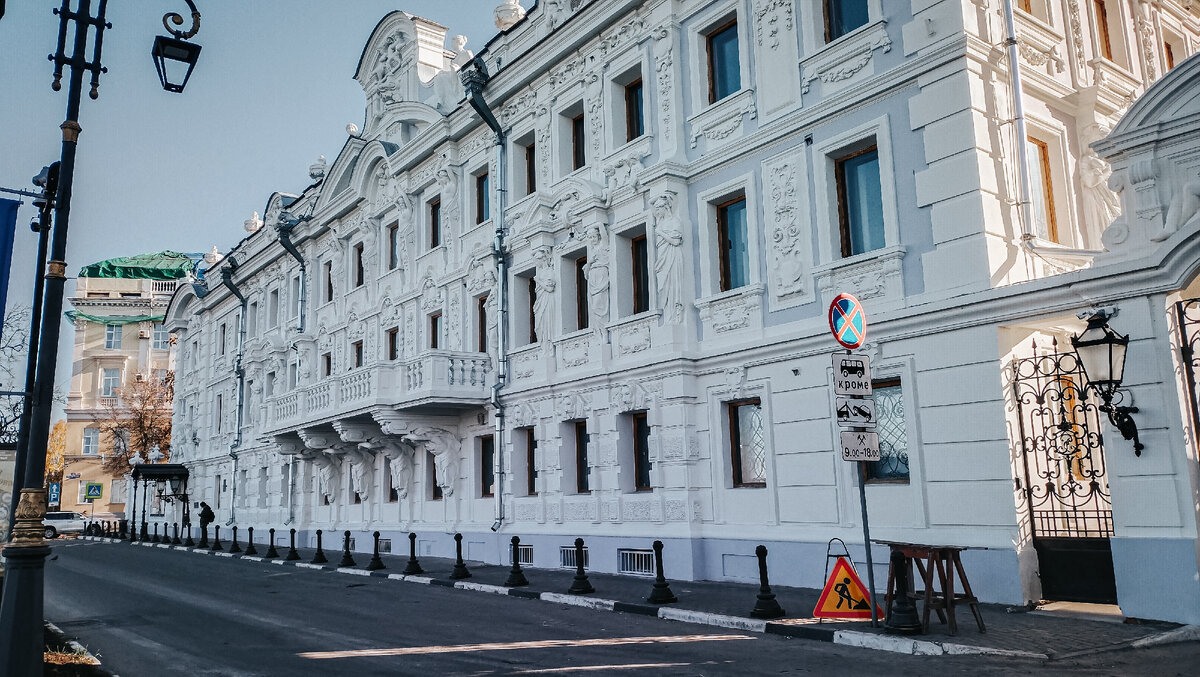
(63, 252), (199, 519)
(165, 1), (1200, 623)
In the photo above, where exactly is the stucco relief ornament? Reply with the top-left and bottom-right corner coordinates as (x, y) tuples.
(532, 246), (556, 342)
(1079, 150), (1122, 240)
(451, 35), (473, 70)
(344, 447), (375, 502)
(582, 224), (610, 328)
(381, 438), (416, 499)
(652, 192), (684, 324)
(407, 427), (461, 497)
(1159, 178), (1200, 242)
(768, 162), (806, 297)
(435, 168), (460, 236)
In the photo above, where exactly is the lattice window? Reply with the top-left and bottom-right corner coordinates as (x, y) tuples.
(729, 399), (766, 486)
(866, 379), (910, 481)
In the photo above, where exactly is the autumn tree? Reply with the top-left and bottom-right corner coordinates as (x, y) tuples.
(99, 371), (174, 475)
(44, 420), (66, 485)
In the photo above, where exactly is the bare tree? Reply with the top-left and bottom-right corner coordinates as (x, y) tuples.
(0, 307), (30, 449)
(99, 372), (174, 475)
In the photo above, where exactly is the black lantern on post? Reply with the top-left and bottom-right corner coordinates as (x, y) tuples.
(1070, 312), (1144, 455)
(151, 2), (201, 93)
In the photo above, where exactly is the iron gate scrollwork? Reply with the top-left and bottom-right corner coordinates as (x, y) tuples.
(1174, 298), (1200, 445)
(1010, 339), (1116, 603)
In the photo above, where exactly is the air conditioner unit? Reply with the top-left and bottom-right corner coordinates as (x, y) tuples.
(138, 330), (151, 339)
(135, 373), (146, 382)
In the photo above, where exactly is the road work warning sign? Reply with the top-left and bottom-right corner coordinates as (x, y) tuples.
(813, 556), (883, 620)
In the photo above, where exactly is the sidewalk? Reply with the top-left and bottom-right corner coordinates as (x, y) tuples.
(84, 535), (1195, 659)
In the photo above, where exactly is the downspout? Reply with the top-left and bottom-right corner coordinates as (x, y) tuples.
(1002, 0), (1100, 259)
(464, 57), (509, 532)
(277, 218), (307, 524)
(220, 258), (248, 526)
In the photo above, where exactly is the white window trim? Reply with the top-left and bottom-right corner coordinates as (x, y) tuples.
(705, 378), (780, 525)
(812, 114), (901, 264)
(101, 368), (121, 397)
(695, 172), (761, 299)
(1023, 115), (1081, 249)
(82, 428), (99, 455)
(687, 1), (752, 114)
(105, 324), (122, 349)
(604, 49), (650, 154)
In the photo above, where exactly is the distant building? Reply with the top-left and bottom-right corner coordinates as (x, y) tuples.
(61, 251), (201, 520)
(166, 1), (1200, 624)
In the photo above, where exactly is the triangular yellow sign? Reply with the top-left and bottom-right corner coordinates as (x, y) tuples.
(813, 556), (882, 620)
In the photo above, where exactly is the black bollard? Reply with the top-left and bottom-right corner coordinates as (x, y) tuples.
(244, 527), (258, 556)
(403, 532), (423, 575)
(172, 522), (181, 545)
(211, 524), (224, 552)
(367, 531), (386, 571)
(286, 527), (301, 561)
(504, 536), (529, 587)
(339, 530), (357, 568)
(184, 524), (195, 548)
(229, 526), (242, 554)
(152, 522), (160, 543)
(646, 540), (678, 604)
(567, 538), (594, 595)
(264, 528), (279, 558)
(141, 521), (149, 541)
(749, 545), (785, 619)
(311, 529), (327, 564)
(198, 525), (209, 549)
(450, 533), (471, 579)
(884, 549), (923, 634)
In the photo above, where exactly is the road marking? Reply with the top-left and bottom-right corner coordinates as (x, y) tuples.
(298, 634), (755, 660)
(510, 662), (694, 674)
(541, 592), (616, 611)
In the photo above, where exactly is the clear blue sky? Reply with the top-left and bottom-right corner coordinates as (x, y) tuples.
(0, 1), (502, 415)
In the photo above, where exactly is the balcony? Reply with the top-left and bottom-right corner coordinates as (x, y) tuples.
(265, 350), (493, 432)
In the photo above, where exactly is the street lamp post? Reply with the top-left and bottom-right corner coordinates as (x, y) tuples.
(0, 2), (202, 672)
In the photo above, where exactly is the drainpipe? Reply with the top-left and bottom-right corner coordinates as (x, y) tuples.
(220, 258), (248, 526)
(277, 216), (308, 525)
(1003, 0), (1100, 259)
(464, 57), (509, 532)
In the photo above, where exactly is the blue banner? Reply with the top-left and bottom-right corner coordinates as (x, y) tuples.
(0, 198), (19, 340)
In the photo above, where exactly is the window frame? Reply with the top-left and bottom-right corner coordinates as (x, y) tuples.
(1027, 135), (1060, 243)
(104, 324), (122, 350)
(523, 427), (538, 496)
(429, 198), (442, 249)
(574, 255), (589, 331)
(429, 312), (442, 350)
(477, 295), (489, 353)
(1093, 0), (1114, 61)
(101, 368), (120, 397)
(824, 0), (871, 43)
(834, 144), (884, 258)
(388, 223), (400, 270)
(475, 171), (490, 224)
(705, 17), (741, 104)
(527, 276), (538, 344)
(525, 143), (537, 195)
(624, 78), (644, 142)
(631, 411), (652, 492)
(323, 261), (334, 303)
(863, 377), (912, 483)
(571, 112), (587, 171)
(630, 234), (649, 314)
(574, 420), (590, 494)
(353, 242), (365, 288)
(480, 434), (495, 498)
(716, 196), (749, 293)
(322, 352), (332, 377)
(352, 340), (364, 368)
(387, 327), (400, 361)
(728, 398), (766, 488)
(152, 323), (170, 350)
(82, 427), (99, 455)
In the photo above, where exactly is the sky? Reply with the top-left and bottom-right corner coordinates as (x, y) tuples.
(0, 1), (503, 418)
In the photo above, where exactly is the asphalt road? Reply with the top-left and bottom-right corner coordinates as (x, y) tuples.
(43, 539), (1200, 676)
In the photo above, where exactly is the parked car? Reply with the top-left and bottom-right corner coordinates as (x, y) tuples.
(43, 511), (88, 539)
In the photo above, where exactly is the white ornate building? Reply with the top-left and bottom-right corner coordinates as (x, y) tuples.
(165, 1), (1200, 623)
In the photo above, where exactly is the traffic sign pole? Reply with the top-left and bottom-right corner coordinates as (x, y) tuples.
(857, 461), (879, 628)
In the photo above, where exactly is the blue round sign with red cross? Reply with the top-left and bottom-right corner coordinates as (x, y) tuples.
(828, 293), (868, 350)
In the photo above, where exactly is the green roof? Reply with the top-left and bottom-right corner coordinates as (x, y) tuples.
(78, 251), (200, 281)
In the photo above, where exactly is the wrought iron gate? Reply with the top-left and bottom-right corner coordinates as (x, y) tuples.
(1010, 341), (1117, 603)
(1175, 299), (1200, 445)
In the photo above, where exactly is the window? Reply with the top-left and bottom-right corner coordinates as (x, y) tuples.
(216, 394), (223, 433)
(324, 261), (334, 303)
(352, 340), (364, 368)
(476, 172), (490, 224)
(429, 452), (442, 500)
(1026, 137), (1059, 242)
(522, 427), (538, 496)
(717, 197), (750, 291)
(825, 0), (869, 42)
(290, 275), (301, 318)
(219, 323), (227, 355)
(386, 457), (399, 502)
(706, 19), (740, 103)
(1165, 39), (1177, 70)
(835, 146), (885, 257)
(154, 369), (169, 383)
(105, 324), (122, 350)
(574, 256), (589, 331)
(1094, 0), (1113, 61)
(322, 352), (332, 377)
(388, 223), (400, 270)
(82, 428), (99, 455)
(288, 362), (298, 389)
(866, 379), (910, 482)
(624, 79), (644, 142)
(631, 235), (649, 314)
(246, 303), (258, 339)
(269, 289), (280, 327)
(728, 398), (766, 487)
(527, 276), (538, 344)
(101, 369), (120, 397)
(111, 478), (127, 504)
(631, 412), (652, 491)
(387, 327), (400, 361)
(354, 243), (365, 287)
(429, 198), (442, 248)
(571, 113), (587, 171)
(429, 313), (442, 350)
(152, 323), (170, 350)
(522, 139), (537, 195)
(265, 372), (275, 397)
(477, 295), (489, 353)
(480, 435), (495, 497)
(574, 420), (590, 494)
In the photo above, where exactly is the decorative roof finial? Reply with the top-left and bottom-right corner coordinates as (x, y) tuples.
(244, 211), (263, 233)
(309, 155), (328, 181)
(204, 245), (222, 265)
(495, 0), (525, 31)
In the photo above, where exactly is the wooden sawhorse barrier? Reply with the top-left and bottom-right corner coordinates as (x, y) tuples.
(875, 541), (986, 635)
